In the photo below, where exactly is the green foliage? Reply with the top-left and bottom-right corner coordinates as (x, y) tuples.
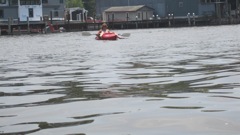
(66, 0), (84, 8)
(66, 0), (96, 17)
(83, 0), (96, 16)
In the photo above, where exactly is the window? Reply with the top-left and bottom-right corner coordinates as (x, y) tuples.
(31, 0), (40, 5)
(20, 0), (40, 5)
(29, 8), (33, 17)
(60, 0), (63, 4)
(108, 14), (110, 21)
(179, 2), (183, 8)
(0, 10), (3, 18)
(201, 0), (210, 3)
(20, 0), (25, 5)
(0, 0), (6, 4)
(42, 0), (48, 4)
(9, 0), (18, 5)
(26, 0), (30, 5)
(112, 13), (114, 21)
(200, 0), (225, 4)
(54, 11), (59, 17)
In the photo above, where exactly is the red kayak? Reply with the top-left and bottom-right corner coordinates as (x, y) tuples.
(95, 33), (117, 40)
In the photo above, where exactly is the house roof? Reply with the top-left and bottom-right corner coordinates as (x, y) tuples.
(104, 5), (153, 12)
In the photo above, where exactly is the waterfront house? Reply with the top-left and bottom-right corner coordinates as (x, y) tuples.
(103, 5), (154, 22)
(42, 0), (66, 21)
(96, 0), (240, 20)
(0, 0), (66, 22)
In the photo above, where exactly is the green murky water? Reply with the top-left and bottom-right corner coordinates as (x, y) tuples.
(0, 25), (240, 135)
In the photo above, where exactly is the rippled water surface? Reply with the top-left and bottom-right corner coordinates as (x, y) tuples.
(0, 25), (240, 135)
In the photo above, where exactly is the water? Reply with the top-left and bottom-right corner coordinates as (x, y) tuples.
(0, 25), (240, 135)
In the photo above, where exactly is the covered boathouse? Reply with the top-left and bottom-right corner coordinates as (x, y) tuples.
(96, 0), (240, 20)
(103, 5), (154, 22)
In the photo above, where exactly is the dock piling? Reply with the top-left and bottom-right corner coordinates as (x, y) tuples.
(50, 11), (53, 24)
(187, 13), (191, 26)
(17, 17), (21, 35)
(193, 13), (196, 26)
(168, 14), (171, 27)
(27, 17), (30, 33)
(8, 18), (12, 35)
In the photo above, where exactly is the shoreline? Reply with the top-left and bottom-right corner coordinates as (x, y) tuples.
(1, 17), (240, 36)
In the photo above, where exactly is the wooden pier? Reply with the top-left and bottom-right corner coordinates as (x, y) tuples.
(58, 17), (212, 32)
(0, 18), (45, 35)
(1, 16), (239, 36)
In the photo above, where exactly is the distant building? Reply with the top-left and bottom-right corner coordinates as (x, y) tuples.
(96, 0), (240, 20)
(66, 7), (88, 22)
(42, 0), (66, 21)
(0, 0), (66, 21)
(103, 5), (154, 22)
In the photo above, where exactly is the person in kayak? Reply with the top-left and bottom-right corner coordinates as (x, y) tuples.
(97, 23), (120, 39)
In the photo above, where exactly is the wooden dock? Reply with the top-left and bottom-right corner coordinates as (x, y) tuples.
(0, 21), (45, 35)
(60, 17), (212, 32)
(1, 16), (239, 36)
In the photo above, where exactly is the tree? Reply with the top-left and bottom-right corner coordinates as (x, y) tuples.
(66, 0), (96, 17)
(66, 0), (84, 8)
(83, 0), (95, 17)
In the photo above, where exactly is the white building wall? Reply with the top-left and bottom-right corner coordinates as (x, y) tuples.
(104, 10), (153, 22)
(19, 4), (43, 21)
(198, 3), (215, 16)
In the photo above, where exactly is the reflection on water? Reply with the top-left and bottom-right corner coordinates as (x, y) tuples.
(161, 106), (204, 109)
(0, 25), (240, 135)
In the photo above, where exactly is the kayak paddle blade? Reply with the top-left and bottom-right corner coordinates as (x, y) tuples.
(120, 33), (131, 37)
(82, 31), (92, 36)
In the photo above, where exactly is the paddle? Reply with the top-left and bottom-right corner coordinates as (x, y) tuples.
(82, 31), (131, 38)
(82, 31), (95, 36)
(120, 33), (130, 37)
